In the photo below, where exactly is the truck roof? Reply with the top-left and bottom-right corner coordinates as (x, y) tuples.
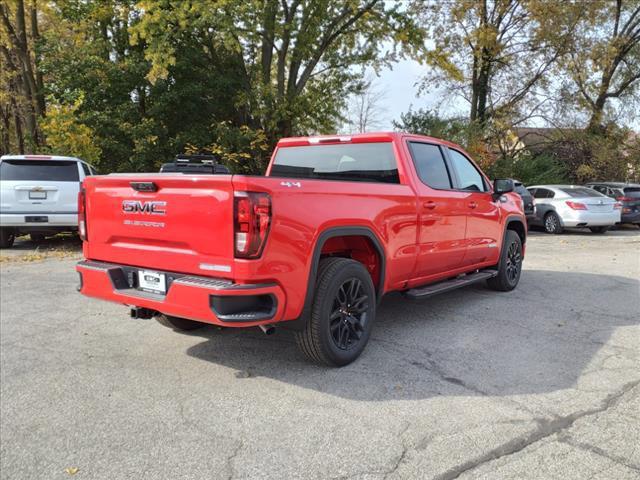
(276, 131), (462, 150)
(0, 154), (84, 162)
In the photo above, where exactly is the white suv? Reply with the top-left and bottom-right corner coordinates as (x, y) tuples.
(0, 155), (96, 247)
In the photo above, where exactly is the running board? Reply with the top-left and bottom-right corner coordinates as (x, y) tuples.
(404, 270), (498, 299)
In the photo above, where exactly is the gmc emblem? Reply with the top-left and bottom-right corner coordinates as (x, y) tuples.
(122, 200), (166, 215)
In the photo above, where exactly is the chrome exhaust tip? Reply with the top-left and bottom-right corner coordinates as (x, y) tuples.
(258, 324), (276, 335)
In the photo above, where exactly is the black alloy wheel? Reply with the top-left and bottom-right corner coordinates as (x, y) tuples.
(504, 240), (522, 285)
(330, 278), (370, 351)
(295, 257), (376, 366)
(487, 230), (523, 292)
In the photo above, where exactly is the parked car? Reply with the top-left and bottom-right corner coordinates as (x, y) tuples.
(511, 179), (535, 225)
(160, 154), (230, 174)
(585, 182), (640, 226)
(527, 185), (620, 234)
(76, 132), (526, 366)
(0, 155), (96, 248)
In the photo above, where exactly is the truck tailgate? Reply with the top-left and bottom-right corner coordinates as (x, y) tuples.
(83, 174), (234, 277)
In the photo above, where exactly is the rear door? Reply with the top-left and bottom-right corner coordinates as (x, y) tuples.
(0, 159), (80, 215)
(446, 148), (501, 267)
(405, 141), (468, 281)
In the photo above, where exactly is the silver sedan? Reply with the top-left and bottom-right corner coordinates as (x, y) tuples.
(527, 185), (621, 234)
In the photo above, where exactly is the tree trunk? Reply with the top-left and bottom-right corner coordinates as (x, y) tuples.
(12, 103), (25, 154)
(0, 105), (11, 154)
(30, 0), (46, 116)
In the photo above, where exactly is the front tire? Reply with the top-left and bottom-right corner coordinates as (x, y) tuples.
(295, 257), (376, 367)
(0, 228), (16, 248)
(589, 226), (609, 234)
(155, 314), (206, 331)
(543, 212), (563, 234)
(487, 230), (523, 292)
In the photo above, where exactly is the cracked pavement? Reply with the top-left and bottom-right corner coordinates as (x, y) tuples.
(1, 229), (639, 479)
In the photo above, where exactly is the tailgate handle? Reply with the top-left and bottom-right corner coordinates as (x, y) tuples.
(130, 182), (157, 192)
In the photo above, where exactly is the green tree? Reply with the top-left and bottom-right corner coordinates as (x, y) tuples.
(0, 0), (47, 151)
(132, 0), (419, 171)
(410, 0), (580, 127)
(41, 94), (101, 163)
(562, 0), (640, 130)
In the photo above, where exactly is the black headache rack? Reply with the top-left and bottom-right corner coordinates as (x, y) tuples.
(160, 154), (230, 174)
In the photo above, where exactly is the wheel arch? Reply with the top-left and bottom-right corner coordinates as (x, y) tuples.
(505, 215), (526, 246)
(286, 226), (386, 330)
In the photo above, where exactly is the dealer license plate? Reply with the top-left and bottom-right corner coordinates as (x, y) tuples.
(137, 270), (166, 294)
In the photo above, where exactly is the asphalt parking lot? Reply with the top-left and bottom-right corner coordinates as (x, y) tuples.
(1, 229), (639, 480)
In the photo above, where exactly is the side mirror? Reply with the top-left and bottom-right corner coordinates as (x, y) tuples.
(493, 178), (514, 195)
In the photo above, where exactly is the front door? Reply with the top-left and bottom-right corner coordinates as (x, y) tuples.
(446, 148), (501, 267)
(405, 141), (468, 283)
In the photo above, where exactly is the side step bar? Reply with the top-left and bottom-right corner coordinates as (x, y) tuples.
(404, 270), (498, 299)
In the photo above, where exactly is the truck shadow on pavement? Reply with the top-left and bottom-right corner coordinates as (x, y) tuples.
(186, 269), (639, 401)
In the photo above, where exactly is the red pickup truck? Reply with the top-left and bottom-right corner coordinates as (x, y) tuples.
(77, 132), (526, 366)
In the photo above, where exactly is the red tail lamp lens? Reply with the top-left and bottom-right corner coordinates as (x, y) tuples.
(234, 192), (271, 258)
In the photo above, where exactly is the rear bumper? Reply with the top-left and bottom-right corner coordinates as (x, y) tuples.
(76, 260), (286, 327)
(0, 212), (78, 227)
(620, 210), (640, 224)
(561, 210), (620, 227)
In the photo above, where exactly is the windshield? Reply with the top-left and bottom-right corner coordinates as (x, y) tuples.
(270, 142), (399, 183)
(559, 187), (603, 198)
(0, 160), (80, 182)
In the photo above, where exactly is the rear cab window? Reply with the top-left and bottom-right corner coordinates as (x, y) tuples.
(0, 160), (80, 182)
(269, 142), (399, 183)
(560, 187), (603, 198)
(623, 187), (640, 198)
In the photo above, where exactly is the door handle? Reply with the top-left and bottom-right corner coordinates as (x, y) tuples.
(468, 201), (478, 209)
(423, 201), (437, 210)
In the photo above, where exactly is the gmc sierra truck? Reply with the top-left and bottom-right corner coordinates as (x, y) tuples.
(77, 132), (526, 366)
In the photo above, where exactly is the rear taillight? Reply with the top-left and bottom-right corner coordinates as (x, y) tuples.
(78, 188), (87, 241)
(616, 196), (632, 202)
(234, 192), (271, 258)
(566, 201), (587, 210)
(614, 202), (622, 210)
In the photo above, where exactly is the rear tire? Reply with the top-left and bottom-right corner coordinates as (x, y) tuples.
(0, 228), (16, 248)
(295, 257), (376, 367)
(155, 314), (206, 331)
(589, 226), (609, 234)
(487, 230), (523, 292)
(543, 212), (563, 234)
(30, 233), (46, 242)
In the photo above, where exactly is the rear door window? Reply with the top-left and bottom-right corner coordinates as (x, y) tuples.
(408, 142), (452, 189)
(81, 163), (91, 176)
(533, 188), (554, 199)
(270, 142), (399, 183)
(0, 160), (80, 182)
